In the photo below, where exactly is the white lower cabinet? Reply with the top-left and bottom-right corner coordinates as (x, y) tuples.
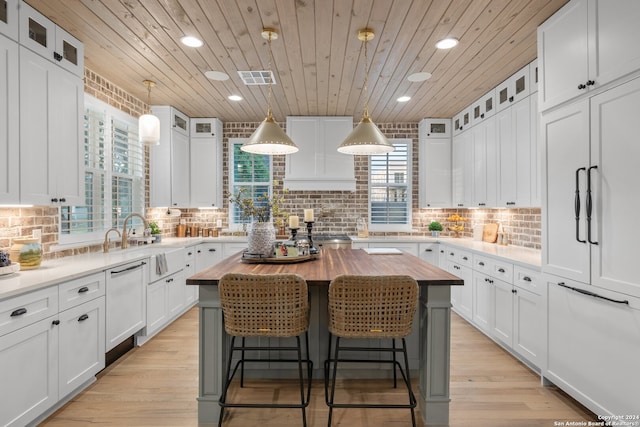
(0, 273), (105, 426)
(58, 296), (105, 397)
(545, 275), (640, 415)
(0, 314), (58, 427)
(470, 255), (544, 369)
(445, 247), (473, 320)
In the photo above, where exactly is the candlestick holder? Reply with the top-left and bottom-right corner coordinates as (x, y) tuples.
(305, 221), (318, 254)
(289, 227), (299, 241)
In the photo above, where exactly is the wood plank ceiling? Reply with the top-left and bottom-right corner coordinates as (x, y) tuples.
(25, 0), (569, 123)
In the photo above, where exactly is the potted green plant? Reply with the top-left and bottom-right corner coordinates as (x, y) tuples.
(149, 221), (162, 243)
(428, 221), (443, 237)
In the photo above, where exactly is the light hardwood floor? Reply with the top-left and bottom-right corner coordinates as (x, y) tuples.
(41, 307), (595, 426)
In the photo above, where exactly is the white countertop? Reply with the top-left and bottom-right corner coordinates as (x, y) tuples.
(0, 236), (249, 301)
(350, 236), (541, 268)
(1, 234), (540, 301)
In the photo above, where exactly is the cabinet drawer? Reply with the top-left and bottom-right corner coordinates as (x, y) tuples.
(446, 248), (472, 267)
(58, 272), (105, 311)
(473, 254), (493, 273)
(0, 286), (58, 337)
(514, 266), (542, 296)
(491, 260), (513, 284)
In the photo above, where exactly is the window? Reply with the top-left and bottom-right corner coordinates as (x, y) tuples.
(369, 139), (412, 231)
(60, 95), (144, 245)
(228, 138), (272, 229)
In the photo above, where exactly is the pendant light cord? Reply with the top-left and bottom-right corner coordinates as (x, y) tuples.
(362, 33), (370, 119)
(266, 32), (274, 119)
(147, 84), (152, 114)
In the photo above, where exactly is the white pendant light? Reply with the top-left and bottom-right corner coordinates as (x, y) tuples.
(139, 80), (160, 146)
(241, 29), (298, 155)
(338, 29), (393, 155)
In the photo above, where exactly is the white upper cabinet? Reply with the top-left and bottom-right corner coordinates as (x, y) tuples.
(470, 89), (496, 126)
(451, 129), (472, 208)
(0, 0), (18, 41)
(496, 97), (532, 207)
(496, 64), (530, 112)
(19, 46), (83, 205)
(529, 59), (539, 94)
(190, 118), (223, 208)
(284, 116), (355, 191)
(19, 2), (84, 77)
(150, 106), (190, 208)
(418, 119), (451, 208)
(0, 34), (19, 204)
(538, 0), (640, 111)
(471, 117), (497, 208)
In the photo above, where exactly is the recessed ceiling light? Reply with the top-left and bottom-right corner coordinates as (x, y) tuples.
(435, 37), (459, 49)
(180, 36), (203, 48)
(407, 72), (432, 82)
(205, 70), (230, 81)
(397, 96), (411, 102)
(228, 95), (243, 101)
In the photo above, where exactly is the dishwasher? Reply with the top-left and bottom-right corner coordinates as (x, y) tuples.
(105, 260), (148, 352)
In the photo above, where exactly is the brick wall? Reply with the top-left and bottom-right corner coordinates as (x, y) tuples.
(0, 69), (541, 260)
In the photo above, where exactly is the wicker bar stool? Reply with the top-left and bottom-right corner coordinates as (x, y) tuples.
(217, 273), (313, 427)
(324, 274), (419, 427)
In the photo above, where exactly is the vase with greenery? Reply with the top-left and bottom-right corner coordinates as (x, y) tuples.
(228, 188), (288, 256)
(428, 221), (443, 237)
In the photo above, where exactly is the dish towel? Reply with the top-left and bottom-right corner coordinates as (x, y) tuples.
(156, 253), (168, 276)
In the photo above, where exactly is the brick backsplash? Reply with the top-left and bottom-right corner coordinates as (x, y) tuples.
(0, 69), (541, 260)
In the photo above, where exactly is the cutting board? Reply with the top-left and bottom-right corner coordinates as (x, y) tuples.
(482, 223), (499, 243)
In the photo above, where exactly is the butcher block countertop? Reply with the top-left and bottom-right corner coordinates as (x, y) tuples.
(187, 248), (463, 287)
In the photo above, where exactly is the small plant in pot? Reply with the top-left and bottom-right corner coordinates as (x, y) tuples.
(149, 221), (162, 243)
(428, 221), (443, 237)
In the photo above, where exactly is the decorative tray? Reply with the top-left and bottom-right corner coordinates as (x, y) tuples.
(240, 252), (318, 264)
(0, 263), (20, 277)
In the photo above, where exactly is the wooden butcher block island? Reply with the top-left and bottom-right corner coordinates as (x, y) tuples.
(187, 248), (463, 425)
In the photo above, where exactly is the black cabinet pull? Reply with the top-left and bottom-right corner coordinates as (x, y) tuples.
(110, 261), (146, 275)
(186, 263), (191, 267)
(478, 262), (485, 266)
(512, 289), (517, 294)
(51, 197), (58, 203)
(59, 197), (66, 203)
(440, 250), (444, 253)
(78, 286), (89, 293)
(575, 167), (586, 243)
(10, 308), (27, 317)
(586, 165), (598, 245)
(523, 276), (532, 282)
(480, 113), (485, 119)
(478, 203), (486, 206)
(208, 248), (216, 252)
(462, 256), (468, 261)
(457, 203), (464, 207)
(425, 248), (432, 252)
(78, 314), (89, 322)
(586, 80), (595, 86)
(52, 320), (60, 326)
(578, 83), (587, 90)
(506, 201), (515, 206)
(498, 268), (505, 273)
(166, 278), (174, 283)
(197, 250), (202, 254)
(509, 96), (514, 102)
(450, 252), (455, 256)
(556, 282), (628, 305)
(53, 52), (63, 61)
(187, 252), (193, 256)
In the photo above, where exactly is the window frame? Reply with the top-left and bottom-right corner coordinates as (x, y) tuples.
(368, 138), (413, 232)
(58, 95), (144, 246)
(227, 138), (273, 231)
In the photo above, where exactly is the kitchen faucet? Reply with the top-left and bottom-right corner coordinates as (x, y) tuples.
(102, 228), (122, 253)
(121, 213), (149, 250)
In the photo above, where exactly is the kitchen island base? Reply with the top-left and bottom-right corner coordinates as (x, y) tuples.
(196, 282), (453, 425)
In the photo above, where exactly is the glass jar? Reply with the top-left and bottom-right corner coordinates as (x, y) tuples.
(10, 238), (42, 270)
